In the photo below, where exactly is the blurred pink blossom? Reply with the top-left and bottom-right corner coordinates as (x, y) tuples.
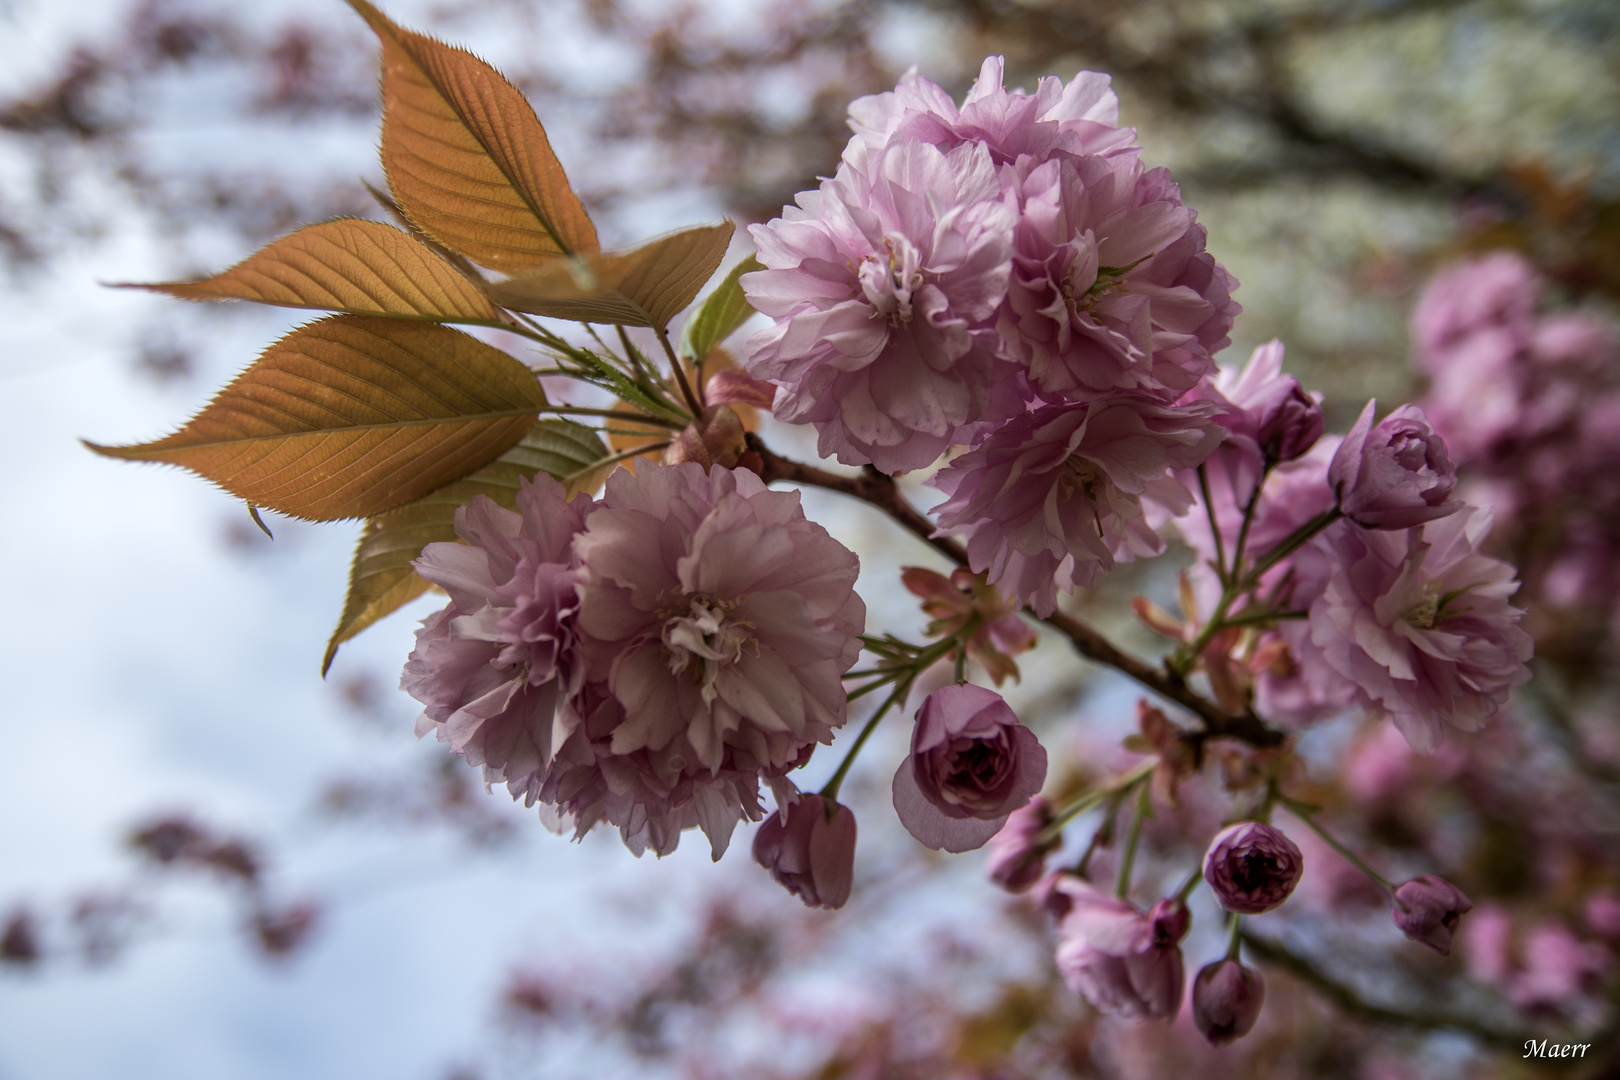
(1391, 875), (1472, 956)
(985, 796), (1058, 892)
(1047, 878), (1190, 1021)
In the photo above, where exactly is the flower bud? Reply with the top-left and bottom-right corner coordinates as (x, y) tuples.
(1328, 400), (1461, 529)
(1391, 874), (1472, 955)
(752, 794), (857, 910)
(1203, 822), (1304, 914)
(1252, 376), (1324, 463)
(984, 797), (1058, 893)
(893, 685), (1047, 853)
(1192, 959), (1266, 1045)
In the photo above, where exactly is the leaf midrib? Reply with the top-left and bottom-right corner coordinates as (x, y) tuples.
(119, 405), (541, 453)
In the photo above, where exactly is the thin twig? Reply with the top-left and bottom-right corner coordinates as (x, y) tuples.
(749, 436), (1286, 748)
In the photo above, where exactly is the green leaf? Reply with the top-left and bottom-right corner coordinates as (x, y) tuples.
(85, 315), (546, 521)
(485, 222), (734, 328)
(680, 255), (761, 361)
(322, 418), (609, 673)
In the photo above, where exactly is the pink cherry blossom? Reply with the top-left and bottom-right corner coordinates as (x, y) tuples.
(402, 474), (596, 801)
(997, 151), (1239, 403)
(743, 135), (1022, 473)
(844, 55), (1136, 169)
(1203, 822), (1304, 914)
(893, 684), (1047, 853)
(1410, 251), (1538, 377)
(568, 462), (865, 857)
(753, 790), (858, 910)
(1047, 878), (1190, 1021)
(1329, 401), (1461, 530)
(1305, 507), (1533, 753)
(932, 393), (1226, 616)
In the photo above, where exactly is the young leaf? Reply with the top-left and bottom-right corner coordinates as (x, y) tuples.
(322, 419), (609, 673)
(485, 222), (734, 328)
(347, 0), (599, 269)
(126, 219), (504, 325)
(86, 316), (546, 521)
(679, 255), (761, 361)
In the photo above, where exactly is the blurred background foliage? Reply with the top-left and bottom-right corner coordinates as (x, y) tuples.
(2, 0), (1618, 1077)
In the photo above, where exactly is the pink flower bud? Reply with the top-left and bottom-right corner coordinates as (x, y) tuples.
(1052, 883), (1190, 1021)
(1328, 400), (1461, 529)
(1203, 822), (1304, 914)
(892, 685), (1048, 853)
(752, 794), (857, 910)
(984, 796), (1058, 893)
(1391, 875), (1472, 955)
(1192, 959), (1266, 1045)
(1252, 376), (1324, 463)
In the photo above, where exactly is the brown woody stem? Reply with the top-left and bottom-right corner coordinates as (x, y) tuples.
(749, 436), (1286, 748)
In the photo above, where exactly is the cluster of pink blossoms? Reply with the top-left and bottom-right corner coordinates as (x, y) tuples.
(402, 465), (864, 858)
(1151, 338), (1534, 753)
(744, 57), (1237, 615)
(1412, 251), (1620, 633)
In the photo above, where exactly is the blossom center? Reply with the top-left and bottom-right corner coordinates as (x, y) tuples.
(1404, 583), (1442, 629)
(858, 235), (925, 326)
(660, 596), (753, 704)
(1060, 455), (1104, 500)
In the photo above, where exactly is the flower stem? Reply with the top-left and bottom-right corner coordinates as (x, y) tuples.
(1176, 865), (1203, 904)
(1198, 464), (1229, 586)
(820, 682), (906, 803)
(1038, 761), (1156, 846)
(1243, 507), (1343, 587)
(1226, 912), (1244, 960)
(656, 325), (707, 419)
(1115, 782), (1153, 901)
(1278, 795), (1396, 892)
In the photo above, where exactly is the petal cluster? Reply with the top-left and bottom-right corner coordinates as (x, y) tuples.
(933, 394), (1225, 615)
(401, 464), (866, 860)
(1047, 878), (1190, 1021)
(1306, 508), (1533, 753)
(893, 684), (1047, 852)
(743, 57), (1240, 481)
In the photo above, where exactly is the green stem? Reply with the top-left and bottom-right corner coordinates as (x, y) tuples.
(1244, 508), (1343, 587)
(1115, 783), (1153, 900)
(1220, 608), (1308, 629)
(1175, 865), (1203, 904)
(656, 326), (707, 418)
(1037, 761), (1156, 846)
(561, 441), (671, 485)
(1226, 912), (1244, 960)
(1197, 464), (1229, 586)
(1228, 466), (1270, 580)
(1278, 795), (1396, 892)
(545, 405), (684, 428)
(820, 682), (906, 803)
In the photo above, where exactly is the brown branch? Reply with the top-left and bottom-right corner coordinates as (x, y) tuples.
(749, 435), (1286, 748)
(1240, 931), (1540, 1054)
